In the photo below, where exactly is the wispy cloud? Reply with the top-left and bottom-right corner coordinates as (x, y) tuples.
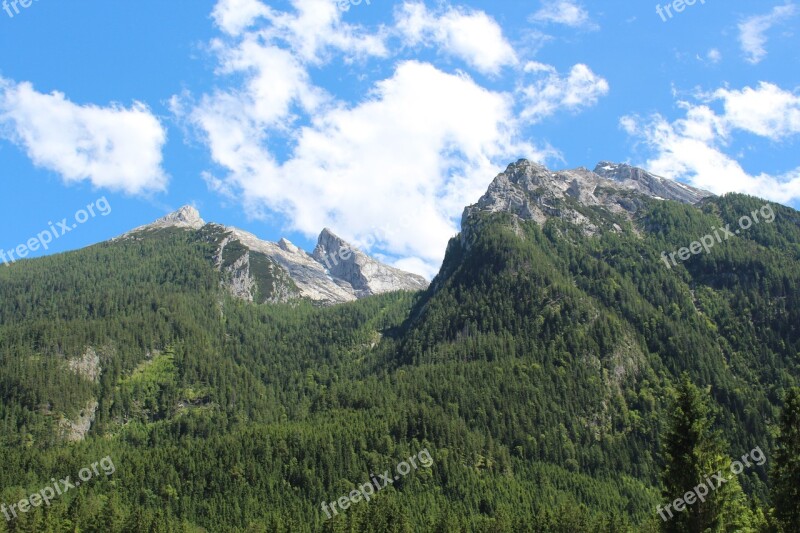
(738, 3), (797, 64)
(621, 82), (800, 204)
(530, 1), (596, 30)
(520, 63), (609, 123)
(706, 49), (722, 64)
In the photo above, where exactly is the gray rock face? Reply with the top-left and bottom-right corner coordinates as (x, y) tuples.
(60, 399), (98, 442)
(593, 161), (712, 204)
(68, 347), (102, 382)
(212, 236), (262, 302)
(313, 228), (429, 298)
(123, 205), (206, 236)
(223, 225), (358, 304)
(123, 207), (428, 305)
(462, 160), (713, 241)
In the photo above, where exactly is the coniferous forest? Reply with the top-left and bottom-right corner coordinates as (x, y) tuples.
(1, 192), (800, 532)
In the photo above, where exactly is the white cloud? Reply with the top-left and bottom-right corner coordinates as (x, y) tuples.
(712, 82), (800, 140)
(621, 82), (800, 204)
(267, 0), (389, 61)
(181, 0), (606, 278)
(0, 78), (167, 195)
(395, 2), (517, 75)
(706, 49), (722, 63)
(738, 4), (797, 64)
(188, 59), (546, 278)
(530, 1), (596, 29)
(519, 63), (609, 122)
(212, 0), (270, 36)
(213, 0), (388, 61)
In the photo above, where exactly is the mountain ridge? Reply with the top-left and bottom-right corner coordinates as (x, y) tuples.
(120, 206), (428, 305)
(462, 159), (714, 241)
(119, 160), (716, 305)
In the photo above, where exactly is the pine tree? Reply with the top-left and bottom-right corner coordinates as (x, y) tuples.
(659, 375), (755, 532)
(772, 387), (800, 531)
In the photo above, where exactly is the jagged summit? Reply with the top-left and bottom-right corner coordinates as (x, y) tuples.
(120, 209), (428, 305)
(462, 159), (714, 240)
(314, 228), (350, 261)
(313, 228), (428, 298)
(123, 205), (206, 236)
(162, 205), (206, 229)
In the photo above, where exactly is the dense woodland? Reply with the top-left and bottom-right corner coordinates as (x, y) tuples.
(0, 193), (799, 531)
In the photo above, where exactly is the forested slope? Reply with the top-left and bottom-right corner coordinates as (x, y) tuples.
(0, 193), (798, 531)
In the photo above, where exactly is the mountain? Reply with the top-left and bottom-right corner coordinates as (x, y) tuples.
(1, 160), (799, 531)
(400, 159), (800, 526)
(121, 206), (428, 305)
(461, 159), (712, 243)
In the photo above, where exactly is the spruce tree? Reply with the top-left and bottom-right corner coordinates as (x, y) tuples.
(659, 375), (755, 532)
(772, 387), (800, 531)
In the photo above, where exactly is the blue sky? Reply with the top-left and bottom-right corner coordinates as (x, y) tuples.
(0, 0), (798, 278)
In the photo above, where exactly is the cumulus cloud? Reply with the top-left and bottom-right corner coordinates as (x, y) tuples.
(530, 1), (596, 29)
(0, 78), (167, 195)
(180, 0), (607, 277)
(621, 82), (800, 204)
(738, 4), (797, 64)
(187, 58), (544, 278)
(519, 62), (609, 122)
(712, 82), (800, 140)
(395, 2), (518, 74)
(211, 0), (270, 35)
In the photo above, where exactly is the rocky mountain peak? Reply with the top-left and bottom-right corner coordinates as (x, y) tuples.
(503, 159), (550, 181)
(122, 210), (428, 305)
(120, 205), (206, 237)
(462, 159), (714, 241)
(312, 228), (429, 298)
(594, 161), (639, 177)
(158, 205), (206, 229)
(315, 228), (348, 257)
